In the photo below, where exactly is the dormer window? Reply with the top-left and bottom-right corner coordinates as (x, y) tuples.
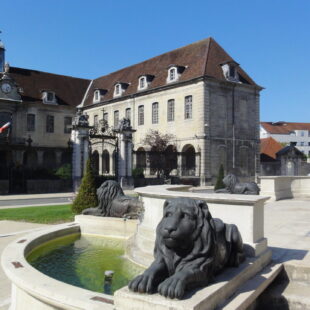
(115, 84), (121, 96)
(166, 65), (186, 83)
(169, 68), (176, 81)
(94, 90), (100, 103)
(139, 77), (146, 89)
(93, 88), (107, 103)
(137, 75), (154, 91)
(221, 61), (240, 82)
(113, 82), (129, 98)
(42, 90), (57, 104)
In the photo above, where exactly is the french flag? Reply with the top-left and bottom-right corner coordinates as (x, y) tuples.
(0, 122), (11, 133)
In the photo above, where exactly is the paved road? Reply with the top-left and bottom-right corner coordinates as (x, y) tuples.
(0, 197), (73, 209)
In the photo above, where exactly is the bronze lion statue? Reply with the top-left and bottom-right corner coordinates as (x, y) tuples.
(82, 180), (144, 218)
(215, 173), (260, 195)
(128, 198), (244, 299)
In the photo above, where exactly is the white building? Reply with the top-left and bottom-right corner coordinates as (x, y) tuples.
(260, 122), (310, 156)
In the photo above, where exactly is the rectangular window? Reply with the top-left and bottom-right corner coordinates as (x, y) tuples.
(301, 131), (305, 137)
(300, 142), (304, 146)
(27, 114), (35, 131)
(138, 105), (144, 125)
(169, 68), (176, 81)
(103, 112), (108, 122)
(184, 95), (192, 119)
(140, 77), (145, 89)
(167, 99), (175, 122)
(47, 92), (54, 102)
(152, 102), (159, 124)
(114, 110), (119, 127)
(125, 108), (131, 121)
(46, 115), (54, 133)
(94, 114), (98, 126)
(64, 116), (72, 134)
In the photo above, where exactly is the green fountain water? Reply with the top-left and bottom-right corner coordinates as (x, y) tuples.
(27, 234), (145, 295)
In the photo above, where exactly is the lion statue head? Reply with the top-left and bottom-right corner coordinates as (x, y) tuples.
(129, 197), (244, 299)
(223, 173), (237, 193)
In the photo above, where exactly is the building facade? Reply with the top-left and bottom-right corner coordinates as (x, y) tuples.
(0, 39), (90, 193)
(0, 37), (262, 191)
(82, 38), (262, 184)
(261, 122), (310, 157)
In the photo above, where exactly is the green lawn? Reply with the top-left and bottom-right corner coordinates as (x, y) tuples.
(0, 204), (75, 224)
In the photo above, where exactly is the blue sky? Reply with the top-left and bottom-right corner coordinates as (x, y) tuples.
(1, 0), (309, 122)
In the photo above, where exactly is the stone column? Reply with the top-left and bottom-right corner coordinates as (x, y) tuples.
(195, 150), (201, 177)
(71, 126), (90, 191)
(118, 130), (134, 189)
(132, 151), (137, 170)
(177, 152), (182, 176)
(145, 151), (151, 176)
(118, 132), (126, 178)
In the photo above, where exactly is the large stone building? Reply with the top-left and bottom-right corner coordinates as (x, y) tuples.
(0, 39), (90, 193)
(0, 37), (262, 191)
(81, 38), (262, 184)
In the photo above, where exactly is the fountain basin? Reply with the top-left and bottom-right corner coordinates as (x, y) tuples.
(1, 218), (140, 310)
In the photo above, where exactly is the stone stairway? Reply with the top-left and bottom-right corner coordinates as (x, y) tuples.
(253, 259), (310, 310)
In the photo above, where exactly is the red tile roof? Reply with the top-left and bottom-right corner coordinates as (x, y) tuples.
(261, 122), (310, 134)
(4, 67), (91, 107)
(260, 137), (283, 159)
(83, 37), (259, 107)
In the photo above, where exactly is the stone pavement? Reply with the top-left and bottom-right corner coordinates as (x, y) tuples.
(0, 198), (309, 310)
(0, 221), (51, 310)
(264, 198), (310, 263)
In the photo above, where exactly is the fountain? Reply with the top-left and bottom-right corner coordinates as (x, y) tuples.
(2, 183), (272, 310)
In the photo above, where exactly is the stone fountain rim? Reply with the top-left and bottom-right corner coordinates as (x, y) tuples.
(1, 222), (120, 310)
(135, 185), (270, 205)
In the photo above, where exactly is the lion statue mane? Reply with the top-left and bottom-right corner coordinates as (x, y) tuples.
(215, 173), (260, 195)
(82, 180), (143, 218)
(128, 198), (244, 299)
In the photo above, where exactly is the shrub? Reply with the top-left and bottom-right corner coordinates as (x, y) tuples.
(132, 167), (144, 178)
(214, 164), (225, 191)
(72, 159), (98, 214)
(55, 164), (72, 180)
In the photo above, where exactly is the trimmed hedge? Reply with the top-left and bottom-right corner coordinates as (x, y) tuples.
(72, 159), (98, 214)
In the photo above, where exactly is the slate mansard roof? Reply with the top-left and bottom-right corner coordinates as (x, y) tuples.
(83, 37), (259, 107)
(2, 67), (91, 107)
(261, 122), (310, 135)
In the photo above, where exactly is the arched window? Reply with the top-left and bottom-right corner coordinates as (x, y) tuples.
(91, 151), (99, 175)
(182, 145), (196, 176)
(136, 147), (146, 169)
(102, 150), (110, 174)
(23, 150), (38, 168)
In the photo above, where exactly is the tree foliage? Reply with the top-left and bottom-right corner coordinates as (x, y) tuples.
(142, 130), (176, 177)
(214, 164), (225, 191)
(72, 159), (98, 214)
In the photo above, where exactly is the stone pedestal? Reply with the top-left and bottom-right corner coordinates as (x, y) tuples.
(71, 111), (90, 192)
(115, 118), (136, 189)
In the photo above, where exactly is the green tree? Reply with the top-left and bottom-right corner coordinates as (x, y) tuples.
(214, 164), (225, 191)
(72, 159), (98, 214)
(142, 130), (176, 177)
